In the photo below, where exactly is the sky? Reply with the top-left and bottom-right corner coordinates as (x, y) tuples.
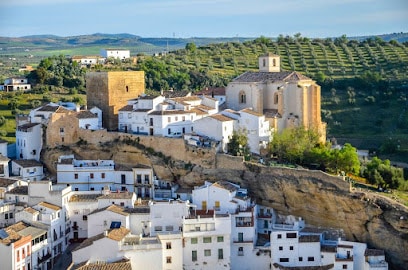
(0, 0), (407, 38)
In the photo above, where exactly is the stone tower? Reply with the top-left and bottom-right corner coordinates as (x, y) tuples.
(86, 71), (145, 130)
(258, 53), (280, 72)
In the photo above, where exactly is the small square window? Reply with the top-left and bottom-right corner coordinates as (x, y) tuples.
(204, 249), (211, 256)
(166, 256), (172, 264)
(289, 246), (293, 250)
(203, 237), (212, 243)
(279, 246), (283, 251)
(217, 236), (224, 242)
(191, 238), (198, 244)
(166, 242), (172, 249)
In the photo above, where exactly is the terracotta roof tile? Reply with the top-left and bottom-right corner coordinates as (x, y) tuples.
(38, 202), (61, 211)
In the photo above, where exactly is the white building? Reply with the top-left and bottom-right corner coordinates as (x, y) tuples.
(100, 48), (130, 60)
(0, 138), (8, 157)
(76, 110), (100, 130)
(195, 87), (226, 107)
(0, 155), (10, 178)
(118, 94), (219, 136)
(16, 123), (42, 161)
(11, 159), (44, 181)
(66, 192), (100, 240)
(1, 77), (31, 92)
(149, 200), (190, 236)
(193, 113), (235, 153)
(87, 204), (130, 238)
(56, 155), (154, 197)
(71, 55), (105, 66)
(222, 108), (271, 154)
(182, 212), (231, 270)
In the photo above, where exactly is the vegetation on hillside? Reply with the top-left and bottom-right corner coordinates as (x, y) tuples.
(0, 34), (408, 161)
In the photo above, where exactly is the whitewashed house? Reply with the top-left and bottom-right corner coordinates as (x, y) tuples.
(193, 114), (235, 153)
(1, 77), (31, 91)
(195, 87), (226, 107)
(118, 94), (218, 136)
(222, 108), (271, 154)
(100, 48), (130, 60)
(16, 123), (42, 161)
(71, 55), (105, 66)
(56, 155), (116, 191)
(76, 110), (100, 130)
(66, 192), (100, 240)
(364, 249), (388, 270)
(97, 191), (136, 209)
(11, 159), (44, 181)
(72, 227), (131, 265)
(57, 155), (154, 196)
(28, 103), (61, 124)
(87, 204), (130, 238)
(0, 155), (10, 178)
(149, 200), (190, 237)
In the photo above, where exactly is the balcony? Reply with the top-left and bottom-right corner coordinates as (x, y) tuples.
(38, 252), (52, 264)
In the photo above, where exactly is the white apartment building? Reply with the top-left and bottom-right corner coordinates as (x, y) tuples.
(11, 159), (44, 181)
(56, 155), (155, 197)
(100, 48), (130, 60)
(16, 123), (42, 161)
(182, 213), (231, 270)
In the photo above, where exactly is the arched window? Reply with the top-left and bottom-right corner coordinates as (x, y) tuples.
(239, 91), (246, 104)
(273, 58), (276, 66)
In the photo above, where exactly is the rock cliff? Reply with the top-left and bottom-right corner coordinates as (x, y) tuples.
(42, 140), (408, 270)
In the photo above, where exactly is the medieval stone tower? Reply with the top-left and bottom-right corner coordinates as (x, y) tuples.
(86, 71), (145, 130)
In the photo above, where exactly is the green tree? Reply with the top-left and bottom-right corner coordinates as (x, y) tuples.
(0, 116), (6, 127)
(228, 130), (250, 158)
(185, 42), (197, 53)
(363, 157), (404, 189)
(329, 143), (360, 174)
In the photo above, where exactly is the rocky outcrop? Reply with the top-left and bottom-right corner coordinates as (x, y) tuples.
(41, 141), (408, 270)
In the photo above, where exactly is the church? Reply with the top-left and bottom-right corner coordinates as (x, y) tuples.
(226, 53), (326, 142)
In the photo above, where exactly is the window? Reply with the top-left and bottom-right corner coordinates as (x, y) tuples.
(203, 237), (212, 243)
(217, 236), (224, 242)
(274, 93), (279, 104)
(62, 137), (64, 142)
(238, 247), (244, 256)
(279, 246), (283, 251)
(165, 225), (173, 231)
(144, 175), (149, 183)
(121, 174), (126, 184)
(263, 59), (266, 67)
(191, 238), (198, 244)
(126, 86), (129, 92)
(121, 186), (126, 191)
(166, 256), (172, 264)
(74, 173), (78, 179)
(90, 187), (94, 191)
(280, 258), (289, 262)
(101, 173), (105, 179)
(277, 234), (282, 239)
(137, 174), (142, 183)
(9, 213), (13, 218)
(273, 58), (277, 66)
(17, 250), (20, 261)
(214, 201), (220, 210)
(290, 246), (294, 250)
(175, 116), (178, 121)
(342, 265), (348, 269)
(82, 215), (87, 221)
(239, 91), (246, 104)
(166, 242), (172, 249)
(218, 248), (223, 259)
(308, 257), (315, 261)
(192, 250), (197, 261)
(128, 113), (131, 119)
(74, 188), (78, 191)
(286, 232), (297, 238)
(120, 202), (125, 206)
(60, 128), (64, 133)
(5, 213), (8, 219)
(182, 116), (185, 121)
(155, 226), (162, 231)
(168, 117), (171, 123)
(204, 249), (211, 256)
(299, 257), (303, 262)
(90, 173), (94, 179)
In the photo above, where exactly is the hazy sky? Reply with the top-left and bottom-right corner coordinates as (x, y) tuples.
(0, 0), (407, 38)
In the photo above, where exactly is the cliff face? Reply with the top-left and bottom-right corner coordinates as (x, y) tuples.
(42, 141), (408, 270)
